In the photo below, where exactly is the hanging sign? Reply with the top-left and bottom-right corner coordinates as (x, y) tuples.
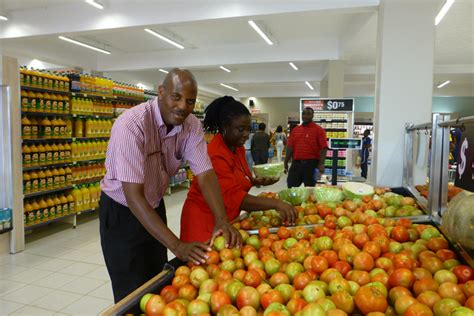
(300, 98), (354, 112)
(455, 126), (474, 192)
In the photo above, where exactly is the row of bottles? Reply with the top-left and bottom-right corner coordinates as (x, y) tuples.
(71, 184), (101, 212)
(67, 72), (114, 96)
(22, 142), (72, 167)
(21, 90), (70, 114)
(20, 67), (70, 91)
(72, 163), (106, 182)
(74, 118), (113, 138)
(71, 140), (108, 160)
(71, 97), (114, 115)
(21, 116), (71, 139)
(23, 167), (72, 194)
(113, 82), (145, 99)
(24, 194), (74, 226)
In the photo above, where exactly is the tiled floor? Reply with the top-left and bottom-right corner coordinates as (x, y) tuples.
(0, 174), (288, 315)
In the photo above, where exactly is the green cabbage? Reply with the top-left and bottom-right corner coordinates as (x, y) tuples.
(342, 182), (375, 200)
(278, 187), (309, 206)
(442, 191), (474, 250)
(313, 186), (344, 202)
(253, 162), (284, 180)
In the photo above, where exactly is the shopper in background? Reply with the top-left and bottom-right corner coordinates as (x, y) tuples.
(99, 69), (241, 304)
(180, 96), (296, 243)
(251, 123), (270, 165)
(284, 107), (328, 188)
(274, 125), (287, 162)
(359, 129), (372, 179)
(244, 133), (254, 170)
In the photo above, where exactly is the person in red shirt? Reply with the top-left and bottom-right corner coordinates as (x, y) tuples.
(284, 107), (328, 188)
(180, 96), (296, 243)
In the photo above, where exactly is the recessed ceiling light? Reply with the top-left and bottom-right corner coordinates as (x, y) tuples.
(248, 20), (273, 45)
(0, 15), (8, 21)
(85, 0), (104, 10)
(435, 0), (455, 25)
(289, 62), (298, 71)
(144, 28), (184, 49)
(58, 36), (111, 54)
(220, 83), (239, 92)
(305, 81), (314, 90)
(159, 69), (169, 74)
(437, 80), (451, 88)
(219, 66), (231, 73)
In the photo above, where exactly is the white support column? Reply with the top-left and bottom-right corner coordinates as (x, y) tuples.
(319, 81), (328, 98)
(327, 60), (345, 98)
(372, 0), (437, 187)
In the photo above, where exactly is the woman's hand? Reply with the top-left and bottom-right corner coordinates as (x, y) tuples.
(275, 200), (296, 226)
(173, 241), (211, 265)
(253, 177), (278, 187)
(211, 219), (242, 248)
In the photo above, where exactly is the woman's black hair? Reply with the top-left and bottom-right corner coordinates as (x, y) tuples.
(258, 123), (266, 131)
(203, 96), (251, 132)
(276, 125), (283, 133)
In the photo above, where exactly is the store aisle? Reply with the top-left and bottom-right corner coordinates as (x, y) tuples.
(0, 177), (288, 315)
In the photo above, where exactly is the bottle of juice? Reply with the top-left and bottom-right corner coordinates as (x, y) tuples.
(39, 198), (49, 222)
(37, 143), (46, 165)
(51, 143), (59, 163)
(23, 172), (31, 193)
(57, 118), (66, 138)
(20, 67), (26, 86)
(58, 143), (65, 162)
(44, 72), (52, 90)
(60, 194), (69, 216)
(38, 169), (47, 191)
(24, 200), (34, 226)
(21, 116), (31, 139)
(57, 95), (64, 113)
(30, 143), (39, 166)
(28, 91), (37, 112)
(30, 118), (39, 139)
(64, 142), (72, 162)
(37, 70), (44, 88)
(36, 92), (44, 112)
(65, 119), (73, 137)
(65, 166), (72, 185)
(22, 144), (31, 167)
(74, 118), (84, 137)
(58, 167), (66, 187)
(85, 118), (93, 137)
(45, 168), (54, 189)
(52, 118), (60, 138)
(46, 196), (55, 219)
(72, 187), (83, 212)
(54, 195), (62, 218)
(44, 93), (52, 113)
(41, 117), (52, 138)
(30, 171), (39, 192)
(32, 199), (41, 224)
(81, 185), (91, 210)
(82, 141), (89, 159)
(21, 90), (29, 112)
(67, 192), (75, 213)
(51, 94), (58, 113)
(52, 168), (60, 188)
(64, 96), (70, 113)
(71, 141), (78, 159)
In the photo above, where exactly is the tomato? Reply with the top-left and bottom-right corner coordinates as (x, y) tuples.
(346, 270), (371, 286)
(391, 226), (409, 243)
(205, 250), (220, 265)
(394, 296), (418, 316)
(270, 272), (290, 287)
(160, 285), (179, 303)
(388, 268), (415, 288)
(417, 291), (441, 309)
(331, 290), (354, 314)
(413, 267), (433, 280)
(465, 296), (474, 309)
(372, 235), (390, 253)
(438, 282), (466, 304)
(426, 237), (449, 252)
(239, 306), (257, 316)
(259, 227), (270, 239)
(286, 298), (307, 314)
(145, 295), (166, 316)
(243, 269), (262, 288)
(338, 243), (360, 264)
(320, 268), (343, 284)
(187, 299), (210, 316)
(355, 285), (388, 314)
(236, 286), (260, 310)
(172, 274), (190, 289)
(333, 261), (351, 277)
(353, 251), (375, 271)
(277, 226), (291, 239)
(452, 265), (474, 283)
(163, 301), (187, 316)
(413, 278), (439, 296)
(463, 280), (474, 298)
(178, 284), (197, 301)
(190, 267), (209, 288)
(421, 256), (444, 274)
(404, 302), (433, 316)
(353, 233), (369, 249)
(397, 218), (412, 228)
(433, 298), (461, 316)
(210, 291), (232, 314)
(436, 249), (456, 261)
(311, 256), (328, 274)
(389, 286), (412, 305)
(393, 253), (415, 270)
(319, 250), (338, 267)
(293, 272), (312, 290)
(261, 289), (284, 309)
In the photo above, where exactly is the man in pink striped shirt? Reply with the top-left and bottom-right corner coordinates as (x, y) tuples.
(100, 68), (241, 304)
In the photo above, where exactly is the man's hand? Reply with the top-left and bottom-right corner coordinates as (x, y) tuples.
(254, 177), (278, 187)
(284, 162), (289, 174)
(173, 241), (211, 265)
(276, 200), (296, 226)
(318, 164), (325, 175)
(212, 219), (242, 248)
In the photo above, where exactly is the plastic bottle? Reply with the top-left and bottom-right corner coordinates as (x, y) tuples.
(23, 172), (31, 193)
(71, 141), (78, 159)
(54, 195), (62, 218)
(27, 91), (37, 112)
(75, 118), (84, 137)
(46, 196), (56, 219)
(58, 143), (65, 162)
(21, 116), (31, 139)
(30, 171), (39, 192)
(22, 144), (32, 167)
(85, 118), (93, 137)
(65, 166), (72, 185)
(52, 168), (60, 188)
(45, 168), (54, 189)
(36, 70), (44, 88)
(65, 119), (73, 137)
(38, 169), (47, 191)
(30, 143), (39, 166)
(36, 92), (44, 112)
(41, 117), (52, 138)
(51, 94), (58, 113)
(51, 143), (59, 163)
(52, 118), (60, 138)
(64, 142), (72, 162)
(39, 198), (49, 222)
(81, 185), (91, 210)
(72, 187), (83, 212)
(21, 90), (29, 112)
(37, 143), (46, 165)
(58, 167), (66, 187)
(32, 200), (41, 224)
(44, 92), (52, 113)
(30, 118), (39, 139)
(57, 118), (66, 138)
(20, 67), (26, 86)
(89, 183), (97, 208)
(67, 192), (75, 213)
(24, 201), (34, 226)
(57, 95), (64, 113)
(60, 194), (69, 215)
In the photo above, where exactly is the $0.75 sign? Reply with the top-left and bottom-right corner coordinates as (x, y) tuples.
(455, 128), (474, 192)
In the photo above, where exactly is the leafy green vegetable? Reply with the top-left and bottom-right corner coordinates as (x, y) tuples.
(253, 162), (284, 180)
(342, 182), (375, 199)
(278, 187), (309, 206)
(313, 186), (344, 202)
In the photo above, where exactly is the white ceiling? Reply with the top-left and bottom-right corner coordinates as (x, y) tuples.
(0, 0), (472, 98)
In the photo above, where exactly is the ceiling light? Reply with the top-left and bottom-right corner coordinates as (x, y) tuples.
(248, 20), (273, 45)
(305, 81), (314, 90)
(144, 28), (184, 49)
(0, 15), (8, 21)
(219, 66), (231, 73)
(58, 36), (111, 54)
(435, 0), (455, 25)
(159, 69), (169, 74)
(220, 83), (239, 92)
(437, 80), (450, 88)
(85, 0), (104, 9)
(289, 62), (298, 71)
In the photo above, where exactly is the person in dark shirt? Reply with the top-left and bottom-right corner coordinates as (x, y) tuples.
(251, 123), (270, 165)
(360, 129), (372, 179)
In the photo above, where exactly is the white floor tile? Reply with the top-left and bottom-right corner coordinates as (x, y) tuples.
(0, 298), (23, 315)
(60, 277), (105, 295)
(78, 253), (105, 265)
(76, 241), (102, 253)
(85, 266), (110, 281)
(0, 280), (26, 296)
(0, 264), (29, 278)
(10, 305), (55, 316)
(60, 295), (113, 316)
(32, 289), (82, 312)
(88, 282), (113, 300)
(0, 253), (49, 268)
(6, 268), (53, 284)
(32, 272), (79, 289)
(57, 250), (96, 263)
(25, 245), (72, 258)
(35, 258), (76, 272)
(3, 284), (53, 304)
(59, 262), (100, 277)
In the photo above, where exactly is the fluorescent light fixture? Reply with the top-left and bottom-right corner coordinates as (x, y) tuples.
(159, 69), (169, 74)
(85, 0), (104, 9)
(305, 81), (314, 90)
(58, 36), (111, 54)
(144, 28), (184, 49)
(220, 83), (239, 92)
(437, 80), (450, 88)
(219, 66), (231, 73)
(289, 62), (298, 71)
(435, 0), (455, 25)
(0, 15), (8, 21)
(248, 20), (273, 45)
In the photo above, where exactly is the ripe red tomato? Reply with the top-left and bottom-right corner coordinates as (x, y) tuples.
(319, 250), (338, 267)
(452, 265), (474, 283)
(438, 282), (466, 304)
(178, 284), (197, 301)
(355, 285), (388, 314)
(311, 256), (329, 274)
(388, 268), (415, 288)
(259, 227), (270, 239)
(353, 233), (370, 249)
(243, 269), (262, 288)
(391, 226), (409, 243)
(172, 274), (190, 289)
(331, 290), (355, 314)
(236, 286), (260, 310)
(269, 272), (290, 288)
(160, 285), (179, 303)
(413, 278), (439, 296)
(145, 295), (166, 316)
(417, 291), (441, 309)
(210, 291), (232, 314)
(426, 237), (449, 252)
(286, 298), (307, 314)
(393, 253), (415, 270)
(333, 260), (352, 277)
(277, 226), (291, 239)
(404, 302), (433, 316)
(364, 241), (382, 259)
(353, 251), (375, 271)
(435, 249), (456, 261)
(260, 289), (284, 309)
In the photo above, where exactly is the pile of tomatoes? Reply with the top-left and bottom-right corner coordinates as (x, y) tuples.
(141, 212), (474, 316)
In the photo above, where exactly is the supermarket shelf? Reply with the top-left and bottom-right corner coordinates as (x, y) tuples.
(22, 111), (71, 118)
(71, 113), (115, 119)
(315, 119), (347, 123)
(0, 227), (13, 235)
(76, 208), (97, 216)
(167, 179), (190, 195)
(72, 137), (110, 141)
(22, 138), (72, 143)
(23, 162), (72, 171)
(72, 157), (106, 164)
(325, 157), (347, 160)
(25, 212), (75, 231)
(324, 128), (348, 131)
(115, 95), (146, 103)
(24, 186), (73, 198)
(71, 91), (115, 100)
(73, 177), (103, 186)
(21, 85), (70, 95)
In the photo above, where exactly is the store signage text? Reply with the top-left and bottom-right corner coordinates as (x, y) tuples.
(301, 98), (354, 112)
(455, 129), (474, 192)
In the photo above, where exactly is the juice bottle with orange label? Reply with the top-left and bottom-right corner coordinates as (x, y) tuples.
(41, 117), (52, 138)
(38, 169), (47, 191)
(72, 187), (82, 212)
(74, 118), (84, 137)
(65, 166), (72, 185)
(37, 143), (46, 165)
(36, 92), (44, 112)
(30, 171), (39, 192)
(51, 94), (58, 113)
(65, 119), (73, 137)
(67, 192), (75, 213)
(21, 90), (29, 112)
(22, 144), (31, 167)
(32, 199), (41, 223)
(45, 168), (54, 189)
(51, 143), (59, 163)
(21, 116), (31, 139)
(23, 172), (31, 193)
(46, 196), (55, 219)
(60, 194), (69, 215)
(28, 91), (37, 112)
(30, 118), (39, 139)
(52, 168), (60, 188)
(81, 185), (91, 210)
(30, 143), (39, 166)
(44, 93), (52, 113)
(85, 118), (93, 137)
(58, 167), (66, 187)
(54, 195), (62, 218)
(58, 143), (65, 162)
(71, 141), (78, 159)
(39, 198), (49, 221)
(64, 142), (72, 161)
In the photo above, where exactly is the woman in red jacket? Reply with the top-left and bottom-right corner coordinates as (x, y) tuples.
(180, 96), (296, 243)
